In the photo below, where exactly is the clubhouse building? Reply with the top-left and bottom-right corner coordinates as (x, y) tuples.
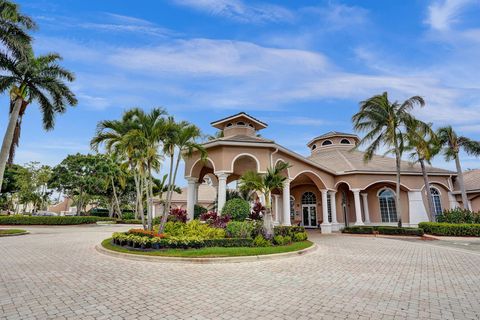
(175, 112), (479, 233)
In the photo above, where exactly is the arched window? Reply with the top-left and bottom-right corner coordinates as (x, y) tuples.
(322, 140), (332, 146)
(302, 192), (317, 204)
(248, 123), (254, 128)
(226, 123), (233, 127)
(290, 196), (295, 220)
(311, 144), (317, 150)
(430, 187), (443, 216)
(378, 189), (397, 222)
(340, 139), (351, 144)
(236, 121), (245, 126)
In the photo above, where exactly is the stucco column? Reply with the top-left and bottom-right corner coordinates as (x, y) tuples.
(361, 193), (370, 224)
(186, 177), (197, 221)
(320, 189), (332, 233)
(352, 189), (364, 226)
(273, 195), (280, 225)
(216, 172), (229, 214)
(329, 191), (338, 224)
(448, 192), (459, 209)
(194, 182), (199, 205)
(282, 179), (291, 226)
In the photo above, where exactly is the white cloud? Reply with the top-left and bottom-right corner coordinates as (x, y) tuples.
(425, 0), (475, 30)
(171, 0), (294, 23)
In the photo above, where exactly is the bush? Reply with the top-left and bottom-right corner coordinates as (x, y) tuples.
(0, 215), (114, 225)
(200, 211), (231, 228)
(194, 205), (208, 219)
(168, 208), (187, 223)
(253, 235), (272, 247)
(375, 226), (424, 236)
(249, 202), (265, 220)
(127, 228), (167, 238)
(342, 226), (374, 234)
(274, 226), (306, 237)
(161, 220), (225, 239)
(436, 208), (480, 224)
(122, 212), (135, 220)
(293, 232), (308, 242)
(225, 221), (256, 239)
(419, 222), (480, 237)
(89, 208), (110, 217)
(222, 198), (250, 221)
(273, 235), (292, 245)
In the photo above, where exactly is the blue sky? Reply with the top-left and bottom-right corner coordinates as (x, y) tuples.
(2, 0), (480, 186)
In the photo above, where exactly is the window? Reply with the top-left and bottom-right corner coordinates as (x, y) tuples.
(322, 140), (332, 146)
(340, 139), (351, 144)
(226, 123), (233, 127)
(327, 193), (332, 222)
(236, 121), (245, 126)
(248, 123), (254, 128)
(311, 144), (317, 150)
(378, 189), (398, 222)
(302, 192), (317, 204)
(430, 187), (443, 217)
(290, 196), (295, 221)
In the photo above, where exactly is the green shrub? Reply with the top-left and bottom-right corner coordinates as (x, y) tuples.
(194, 205), (208, 219)
(273, 235), (292, 245)
(436, 208), (480, 224)
(225, 221), (255, 239)
(253, 235), (272, 247)
(375, 226), (424, 236)
(89, 208), (110, 217)
(0, 215), (114, 225)
(274, 226), (306, 237)
(161, 220), (225, 239)
(222, 198), (250, 221)
(419, 222), (480, 237)
(122, 212), (135, 220)
(293, 232), (308, 242)
(342, 226), (374, 234)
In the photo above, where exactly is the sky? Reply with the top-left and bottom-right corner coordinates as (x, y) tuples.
(1, 0), (480, 187)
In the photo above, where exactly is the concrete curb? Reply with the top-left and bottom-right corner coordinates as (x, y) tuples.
(0, 231), (29, 237)
(95, 242), (317, 264)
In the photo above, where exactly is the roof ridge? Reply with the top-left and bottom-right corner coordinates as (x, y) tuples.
(337, 149), (355, 170)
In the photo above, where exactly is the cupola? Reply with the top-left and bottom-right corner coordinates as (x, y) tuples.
(210, 112), (267, 138)
(307, 131), (359, 154)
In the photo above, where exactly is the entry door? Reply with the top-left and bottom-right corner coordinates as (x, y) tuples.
(302, 205), (317, 228)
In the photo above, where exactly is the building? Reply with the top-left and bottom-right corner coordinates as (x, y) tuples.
(180, 112), (478, 233)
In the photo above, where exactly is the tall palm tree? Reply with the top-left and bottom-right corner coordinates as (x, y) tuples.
(239, 162), (291, 238)
(0, 0), (36, 58)
(0, 52), (77, 192)
(405, 119), (440, 221)
(437, 126), (480, 210)
(158, 120), (206, 234)
(352, 92), (425, 226)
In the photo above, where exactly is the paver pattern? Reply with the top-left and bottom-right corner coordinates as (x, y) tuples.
(1, 225), (480, 320)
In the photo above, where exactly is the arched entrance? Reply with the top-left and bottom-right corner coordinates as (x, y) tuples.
(301, 192), (317, 228)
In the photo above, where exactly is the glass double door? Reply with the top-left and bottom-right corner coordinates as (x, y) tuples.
(302, 205), (317, 228)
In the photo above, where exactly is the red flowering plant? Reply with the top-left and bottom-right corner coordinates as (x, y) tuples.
(127, 229), (167, 239)
(168, 208), (188, 223)
(200, 211), (231, 228)
(249, 202), (265, 220)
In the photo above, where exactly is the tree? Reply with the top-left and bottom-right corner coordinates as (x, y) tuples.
(437, 126), (480, 210)
(0, 0), (36, 59)
(405, 119), (440, 221)
(158, 120), (206, 234)
(352, 92), (425, 227)
(239, 162), (291, 238)
(0, 52), (77, 192)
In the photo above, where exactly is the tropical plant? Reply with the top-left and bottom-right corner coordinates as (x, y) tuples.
(239, 162), (291, 238)
(0, 0), (36, 58)
(0, 52), (77, 192)
(221, 198), (250, 221)
(405, 119), (440, 221)
(352, 92), (425, 226)
(437, 126), (480, 211)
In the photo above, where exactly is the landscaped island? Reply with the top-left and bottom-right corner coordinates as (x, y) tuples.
(0, 228), (27, 236)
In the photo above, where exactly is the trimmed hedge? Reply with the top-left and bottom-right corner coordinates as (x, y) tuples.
(419, 222), (480, 237)
(342, 226), (424, 236)
(274, 226), (305, 237)
(222, 198), (250, 221)
(0, 215), (115, 225)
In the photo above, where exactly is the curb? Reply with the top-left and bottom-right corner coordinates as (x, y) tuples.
(95, 242), (317, 264)
(0, 231), (29, 237)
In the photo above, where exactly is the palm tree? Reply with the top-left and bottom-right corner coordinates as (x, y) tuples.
(405, 119), (440, 221)
(158, 120), (206, 234)
(0, 0), (36, 58)
(239, 162), (291, 238)
(0, 52), (77, 192)
(352, 92), (425, 226)
(437, 126), (480, 210)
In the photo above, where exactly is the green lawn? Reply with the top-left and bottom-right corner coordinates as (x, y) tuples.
(102, 238), (313, 258)
(0, 229), (27, 236)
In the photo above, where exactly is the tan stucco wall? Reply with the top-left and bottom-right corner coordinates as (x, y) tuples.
(290, 184), (324, 226)
(471, 195), (480, 212)
(363, 185), (410, 224)
(335, 174), (452, 192)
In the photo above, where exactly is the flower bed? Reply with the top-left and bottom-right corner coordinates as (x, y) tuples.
(342, 226), (424, 236)
(419, 222), (480, 237)
(0, 215), (115, 225)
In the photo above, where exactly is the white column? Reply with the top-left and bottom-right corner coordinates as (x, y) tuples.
(468, 200), (473, 211)
(186, 177), (197, 221)
(273, 195), (280, 225)
(448, 192), (460, 209)
(352, 189), (364, 226)
(320, 189), (331, 233)
(329, 191), (338, 224)
(194, 182), (199, 205)
(282, 179), (291, 226)
(361, 193), (370, 224)
(408, 190), (429, 226)
(216, 172), (229, 214)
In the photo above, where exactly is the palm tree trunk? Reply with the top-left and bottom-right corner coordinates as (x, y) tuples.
(420, 159), (436, 221)
(159, 153), (175, 234)
(146, 164), (153, 231)
(0, 98), (23, 192)
(111, 176), (122, 219)
(395, 151), (402, 227)
(133, 172), (146, 229)
(454, 154), (470, 210)
(263, 192), (274, 239)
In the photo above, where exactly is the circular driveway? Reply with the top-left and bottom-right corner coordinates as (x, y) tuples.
(1, 225), (480, 320)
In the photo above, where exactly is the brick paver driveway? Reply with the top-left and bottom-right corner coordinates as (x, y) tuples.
(1, 225), (480, 320)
